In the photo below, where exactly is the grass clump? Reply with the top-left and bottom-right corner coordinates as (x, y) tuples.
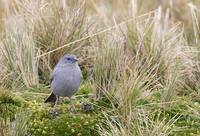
(92, 6), (196, 135)
(0, 22), (39, 88)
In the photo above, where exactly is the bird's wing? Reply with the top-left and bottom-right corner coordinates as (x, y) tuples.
(78, 66), (83, 78)
(50, 66), (58, 84)
(50, 74), (54, 84)
(44, 92), (57, 104)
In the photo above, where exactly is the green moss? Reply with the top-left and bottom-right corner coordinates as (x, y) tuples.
(27, 102), (103, 136)
(0, 90), (25, 120)
(29, 113), (100, 136)
(0, 90), (20, 105)
(77, 82), (94, 96)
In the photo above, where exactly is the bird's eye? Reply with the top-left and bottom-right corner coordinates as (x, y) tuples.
(67, 58), (71, 60)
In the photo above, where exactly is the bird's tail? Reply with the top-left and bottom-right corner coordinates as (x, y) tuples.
(45, 92), (57, 104)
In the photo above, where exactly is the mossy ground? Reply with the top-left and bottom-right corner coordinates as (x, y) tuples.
(0, 83), (106, 136)
(1, 84), (200, 135)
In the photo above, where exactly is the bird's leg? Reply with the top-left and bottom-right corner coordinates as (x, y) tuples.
(55, 96), (60, 106)
(49, 96), (59, 118)
(69, 96), (76, 112)
(51, 96), (64, 105)
(59, 97), (65, 104)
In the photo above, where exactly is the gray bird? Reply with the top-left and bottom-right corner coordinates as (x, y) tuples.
(45, 54), (82, 105)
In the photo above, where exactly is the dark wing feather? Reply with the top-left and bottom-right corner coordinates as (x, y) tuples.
(44, 92), (57, 104)
(45, 70), (57, 104)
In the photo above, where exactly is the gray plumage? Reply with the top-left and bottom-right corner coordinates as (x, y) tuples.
(45, 54), (82, 104)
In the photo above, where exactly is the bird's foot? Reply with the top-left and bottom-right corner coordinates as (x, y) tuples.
(81, 102), (94, 112)
(58, 97), (65, 105)
(48, 108), (59, 118)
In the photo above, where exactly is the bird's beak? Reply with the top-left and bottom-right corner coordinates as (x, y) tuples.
(74, 58), (78, 62)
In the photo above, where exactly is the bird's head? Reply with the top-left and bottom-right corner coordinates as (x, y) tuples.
(59, 54), (78, 66)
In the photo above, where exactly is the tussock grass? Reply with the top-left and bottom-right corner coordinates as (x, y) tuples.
(92, 3), (200, 135)
(98, 111), (179, 136)
(93, 8), (185, 113)
(0, 0), (91, 85)
(0, 18), (39, 88)
(0, 112), (30, 136)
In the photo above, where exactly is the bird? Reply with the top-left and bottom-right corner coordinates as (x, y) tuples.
(45, 54), (82, 105)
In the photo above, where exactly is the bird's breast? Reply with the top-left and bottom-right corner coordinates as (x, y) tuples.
(51, 66), (82, 97)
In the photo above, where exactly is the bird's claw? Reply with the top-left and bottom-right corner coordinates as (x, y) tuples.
(48, 108), (59, 118)
(81, 102), (94, 112)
